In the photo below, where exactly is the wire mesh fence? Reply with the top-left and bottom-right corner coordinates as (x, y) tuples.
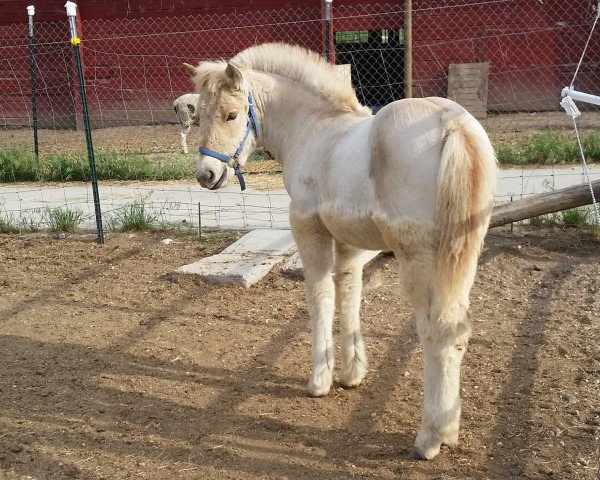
(0, 0), (599, 234)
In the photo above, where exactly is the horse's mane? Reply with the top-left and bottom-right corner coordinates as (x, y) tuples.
(230, 43), (370, 115)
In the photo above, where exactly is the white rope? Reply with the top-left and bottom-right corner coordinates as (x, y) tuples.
(571, 115), (600, 225)
(570, 2), (600, 89)
(561, 1), (600, 225)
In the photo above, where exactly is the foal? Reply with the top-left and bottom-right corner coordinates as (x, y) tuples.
(184, 43), (496, 459)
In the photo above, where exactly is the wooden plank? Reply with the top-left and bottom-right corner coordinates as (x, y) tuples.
(447, 62), (489, 118)
(490, 180), (600, 228)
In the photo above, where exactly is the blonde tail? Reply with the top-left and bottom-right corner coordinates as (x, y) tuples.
(435, 107), (496, 302)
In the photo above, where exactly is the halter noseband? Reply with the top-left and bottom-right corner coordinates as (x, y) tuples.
(198, 92), (260, 191)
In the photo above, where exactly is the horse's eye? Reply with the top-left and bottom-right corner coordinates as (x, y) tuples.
(227, 111), (238, 121)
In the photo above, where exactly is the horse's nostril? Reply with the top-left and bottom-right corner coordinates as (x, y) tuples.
(207, 170), (214, 182)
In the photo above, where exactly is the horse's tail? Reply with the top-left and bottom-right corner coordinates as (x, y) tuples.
(434, 102), (496, 302)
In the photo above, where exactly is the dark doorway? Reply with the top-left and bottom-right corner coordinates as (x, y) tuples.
(335, 29), (405, 111)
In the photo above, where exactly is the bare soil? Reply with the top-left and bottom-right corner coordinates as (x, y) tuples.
(0, 226), (599, 479)
(2, 111), (599, 157)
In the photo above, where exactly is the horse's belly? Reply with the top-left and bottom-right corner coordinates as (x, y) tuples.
(319, 208), (386, 251)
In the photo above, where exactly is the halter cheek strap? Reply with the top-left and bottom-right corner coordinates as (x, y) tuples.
(198, 92), (261, 191)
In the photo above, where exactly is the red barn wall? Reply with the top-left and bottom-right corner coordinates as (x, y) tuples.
(0, 0), (597, 128)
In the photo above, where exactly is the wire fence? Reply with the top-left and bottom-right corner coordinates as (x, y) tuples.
(0, 0), (599, 234)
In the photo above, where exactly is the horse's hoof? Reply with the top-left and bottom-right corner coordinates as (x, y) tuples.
(409, 449), (429, 461)
(413, 431), (442, 460)
(307, 365), (332, 397)
(340, 359), (367, 388)
(307, 383), (330, 397)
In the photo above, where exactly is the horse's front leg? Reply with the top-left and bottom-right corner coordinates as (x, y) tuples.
(180, 124), (191, 154)
(334, 241), (377, 388)
(290, 214), (335, 397)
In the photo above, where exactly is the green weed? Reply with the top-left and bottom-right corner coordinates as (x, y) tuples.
(528, 214), (556, 227)
(0, 149), (42, 182)
(45, 207), (84, 233)
(561, 207), (591, 227)
(0, 211), (19, 234)
(108, 199), (163, 231)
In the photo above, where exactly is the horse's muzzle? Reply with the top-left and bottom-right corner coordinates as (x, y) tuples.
(196, 164), (228, 190)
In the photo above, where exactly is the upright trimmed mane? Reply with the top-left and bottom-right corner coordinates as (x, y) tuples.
(231, 43), (370, 115)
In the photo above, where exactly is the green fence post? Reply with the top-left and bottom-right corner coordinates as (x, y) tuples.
(27, 5), (40, 167)
(65, 1), (104, 245)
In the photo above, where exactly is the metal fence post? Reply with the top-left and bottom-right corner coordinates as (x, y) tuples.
(65, 1), (104, 245)
(324, 0), (332, 62)
(27, 5), (39, 168)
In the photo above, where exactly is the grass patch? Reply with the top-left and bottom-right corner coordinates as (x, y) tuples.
(0, 212), (19, 234)
(0, 149), (41, 182)
(45, 207), (84, 233)
(0, 210), (41, 234)
(528, 214), (557, 227)
(0, 149), (195, 182)
(1, 131), (598, 183)
(561, 207), (592, 227)
(108, 199), (164, 231)
(496, 132), (600, 166)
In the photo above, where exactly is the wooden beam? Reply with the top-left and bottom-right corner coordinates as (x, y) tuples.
(490, 179), (600, 228)
(404, 0), (412, 98)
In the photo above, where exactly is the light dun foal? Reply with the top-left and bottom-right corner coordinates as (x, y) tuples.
(184, 43), (496, 460)
(173, 93), (200, 154)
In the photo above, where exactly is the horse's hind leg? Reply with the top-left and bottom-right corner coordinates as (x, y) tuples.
(291, 214), (335, 397)
(334, 241), (376, 388)
(408, 257), (475, 459)
(389, 225), (473, 460)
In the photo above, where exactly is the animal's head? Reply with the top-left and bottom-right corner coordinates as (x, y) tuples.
(183, 61), (258, 190)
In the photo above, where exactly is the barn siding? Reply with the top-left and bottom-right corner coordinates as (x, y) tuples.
(0, 0), (597, 127)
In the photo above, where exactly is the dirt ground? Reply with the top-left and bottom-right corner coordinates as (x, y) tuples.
(0, 226), (598, 479)
(2, 111), (599, 157)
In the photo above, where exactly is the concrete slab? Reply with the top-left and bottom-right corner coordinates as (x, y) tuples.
(176, 229), (296, 288)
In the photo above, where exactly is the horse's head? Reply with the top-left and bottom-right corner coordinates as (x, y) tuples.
(183, 61), (258, 191)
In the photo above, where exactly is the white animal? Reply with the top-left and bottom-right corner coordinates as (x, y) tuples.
(184, 43), (497, 460)
(173, 93), (200, 154)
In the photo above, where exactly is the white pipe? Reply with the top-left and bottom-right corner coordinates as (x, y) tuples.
(65, 1), (77, 18)
(27, 5), (35, 16)
(561, 87), (600, 107)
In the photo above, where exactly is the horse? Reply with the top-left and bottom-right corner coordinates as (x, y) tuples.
(173, 93), (200, 154)
(183, 43), (497, 460)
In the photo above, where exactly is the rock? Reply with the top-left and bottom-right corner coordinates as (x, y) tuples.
(577, 458), (589, 467)
(161, 238), (174, 245)
(9, 444), (23, 453)
(509, 467), (522, 476)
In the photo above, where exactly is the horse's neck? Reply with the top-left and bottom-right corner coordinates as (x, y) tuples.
(250, 73), (340, 165)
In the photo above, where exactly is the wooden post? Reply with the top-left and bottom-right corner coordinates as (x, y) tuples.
(404, 0), (412, 98)
(489, 180), (600, 228)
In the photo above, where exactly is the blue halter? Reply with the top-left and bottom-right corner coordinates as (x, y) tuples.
(198, 92), (260, 191)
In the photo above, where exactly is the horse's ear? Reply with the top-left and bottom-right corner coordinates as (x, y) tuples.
(225, 63), (243, 89)
(183, 63), (197, 77)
